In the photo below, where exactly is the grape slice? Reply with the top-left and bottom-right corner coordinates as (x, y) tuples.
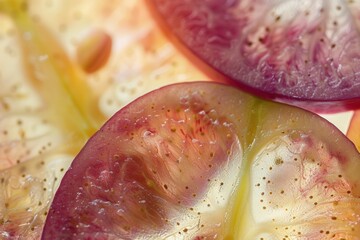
(148, 0), (360, 111)
(27, 0), (211, 117)
(42, 82), (360, 239)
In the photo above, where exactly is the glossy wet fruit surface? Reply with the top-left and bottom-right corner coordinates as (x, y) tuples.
(0, 0), (208, 238)
(149, 0), (360, 110)
(0, 0), (357, 239)
(42, 82), (360, 240)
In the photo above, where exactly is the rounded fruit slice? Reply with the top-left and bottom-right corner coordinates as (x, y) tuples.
(148, 0), (360, 112)
(42, 82), (360, 239)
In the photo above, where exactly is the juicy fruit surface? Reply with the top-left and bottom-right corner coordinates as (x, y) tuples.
(0, 0), (208, 238)
(150, 0), (360, 103)
(43, 82), (360, 239)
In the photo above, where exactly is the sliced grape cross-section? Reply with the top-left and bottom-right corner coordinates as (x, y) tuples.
(42, 82), (360, 239)
(149, 0), (360, 111)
